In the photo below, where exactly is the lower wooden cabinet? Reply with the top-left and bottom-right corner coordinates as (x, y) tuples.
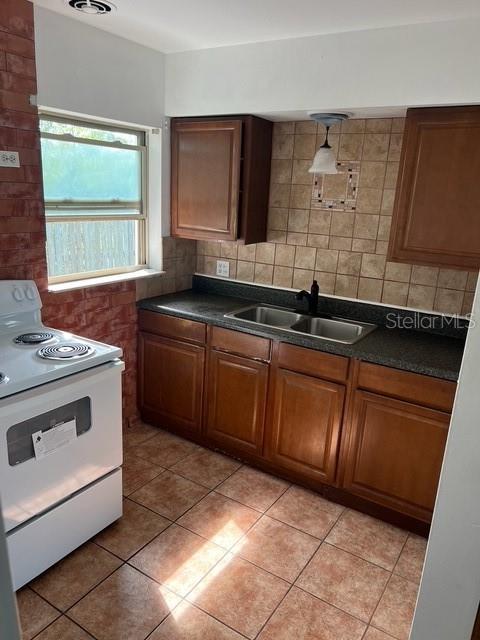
(138, 311), (455, 530)
(138, 332), (205, 435)
(341, 390), (450, 521)
(266, 368), (345, 484)
(206, 349), (268, 455)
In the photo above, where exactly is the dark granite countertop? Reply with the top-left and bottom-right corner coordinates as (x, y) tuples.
(138, 287), (465, 381)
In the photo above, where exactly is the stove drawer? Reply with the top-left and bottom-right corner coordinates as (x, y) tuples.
(7, 468), (122, 590)
(0, 360), (124, 532)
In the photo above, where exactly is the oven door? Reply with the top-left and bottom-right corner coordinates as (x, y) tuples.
(0, 360), (124, 532)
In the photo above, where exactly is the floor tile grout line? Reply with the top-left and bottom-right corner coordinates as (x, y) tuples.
(62, 565), (180, 640)
(26, 592), (62, 640)
(125, 523), (231, 599)
(92, 515), (175, 564)
(368, 533), (413, 630)
(28, 555), (122, 618)
(320, 539), (400, 574)
(248, 528), (322, 638)
(31, 613), (95, 640)
(293, 540), (392, 628)
(162, 601), (251, 640)
(31, 556), (128, 626)
(167, 453), (244, 491)
(122, 463), (166, 497)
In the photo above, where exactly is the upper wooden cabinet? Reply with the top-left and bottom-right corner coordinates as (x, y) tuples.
(171, 115), (273, 244)
(388, 106), (480, 269)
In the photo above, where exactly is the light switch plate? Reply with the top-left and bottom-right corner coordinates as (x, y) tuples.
(216, 260), (230, 277)
(0, 151), (20, 168)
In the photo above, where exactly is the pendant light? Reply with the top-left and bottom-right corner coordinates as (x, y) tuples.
(308, 113), (349, 175)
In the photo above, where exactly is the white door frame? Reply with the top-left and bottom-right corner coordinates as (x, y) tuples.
(410, 279), (480, 639)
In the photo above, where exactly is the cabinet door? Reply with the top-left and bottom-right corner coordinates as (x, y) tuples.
(206, 350), (268, 455)
(139, 333), (205, 435)
(266, 368), (345, 484)
(171, 119), (242, 241)
(388, 106), (480, 269)
(342, 390), (450, 521)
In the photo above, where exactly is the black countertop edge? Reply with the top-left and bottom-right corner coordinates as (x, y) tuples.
(192, 275), (469, 339)
(138, 289), (465, 382)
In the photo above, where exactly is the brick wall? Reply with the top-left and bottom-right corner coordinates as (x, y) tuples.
(0, 0), (138, 421)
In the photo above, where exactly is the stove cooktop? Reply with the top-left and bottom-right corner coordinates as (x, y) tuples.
(0, 280), (122, 399)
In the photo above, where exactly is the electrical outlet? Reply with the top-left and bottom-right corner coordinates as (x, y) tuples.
(216, 260), (230, 277)
(0, 151), (20, 168)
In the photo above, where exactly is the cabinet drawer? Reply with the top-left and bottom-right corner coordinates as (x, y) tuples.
(357, 362), (456, 412)
(277, 342), (349, 382)
(138, 310), (206, 345)
(210, 326), (271, 361)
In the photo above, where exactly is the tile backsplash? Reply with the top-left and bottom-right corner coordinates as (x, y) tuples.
(196, 118), (478, 315)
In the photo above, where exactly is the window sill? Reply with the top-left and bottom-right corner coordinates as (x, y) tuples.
(48, 268), (164, 293)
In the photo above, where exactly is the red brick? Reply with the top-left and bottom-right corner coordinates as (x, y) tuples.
(0, 217), (44, 233)
(0, 263), (30, 279)
(110, 290), (137, 306)
(0, 0), (34, 39)
(0, 30), (35, 58)
(0, 244), (44, 265)
(24, 164), (41, 183)
(0, 125), (16, 145)
(0, 199), (43, 217)
(0, 70), (36, 94)
(0, 109), (38, 129)
(0, 181), (42, 198)
(42, 289), (86, 307)
(0, 88), (35, 112)
(0, 231), (31, 250)
(14, 146), (41, 165)
(5, 53), (35, 78)
(85, 281), (132, 298)
(16, 128), (39, 148)
(0, 166), (24, 182)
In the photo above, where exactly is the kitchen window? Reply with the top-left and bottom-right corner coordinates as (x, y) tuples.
(40, 115), (148, 284)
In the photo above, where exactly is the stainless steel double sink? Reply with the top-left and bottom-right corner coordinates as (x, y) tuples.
(224, 304), (377, 345)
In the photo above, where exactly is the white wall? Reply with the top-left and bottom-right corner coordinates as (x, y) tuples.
(165, 18), (480, 117)
(34, 7), (165, 128)
(410, 277), (480, 639)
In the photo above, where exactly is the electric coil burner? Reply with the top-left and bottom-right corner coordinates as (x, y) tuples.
(37, 342), (95, 360)
(14, 332), (55, 345)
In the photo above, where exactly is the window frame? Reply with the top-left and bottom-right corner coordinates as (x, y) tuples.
(39, 112), (149, 285)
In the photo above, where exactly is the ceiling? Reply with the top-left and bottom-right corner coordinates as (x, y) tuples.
(33, 0), (480, 54)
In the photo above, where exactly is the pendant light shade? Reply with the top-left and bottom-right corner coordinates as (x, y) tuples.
(307, 112), (349, 175)
(308, 146), (338, 174)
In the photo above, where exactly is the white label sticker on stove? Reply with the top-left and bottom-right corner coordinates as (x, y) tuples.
(32, 419), (77, 460)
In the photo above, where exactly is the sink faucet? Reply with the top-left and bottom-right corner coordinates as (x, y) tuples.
(296, 280), (320, 315)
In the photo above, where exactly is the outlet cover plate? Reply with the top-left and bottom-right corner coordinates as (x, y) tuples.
(0, 151), (20, 168)
(216, 260), (230, 277)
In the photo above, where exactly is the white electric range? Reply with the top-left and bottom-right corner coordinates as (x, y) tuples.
(0, 280), (124, 589)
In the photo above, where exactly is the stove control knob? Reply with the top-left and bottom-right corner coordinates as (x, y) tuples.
(25, 286), (36, 301)
(12, 287), (25, 302)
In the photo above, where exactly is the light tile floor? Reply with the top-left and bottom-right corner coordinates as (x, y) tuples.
(18, 421), (426, 640)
